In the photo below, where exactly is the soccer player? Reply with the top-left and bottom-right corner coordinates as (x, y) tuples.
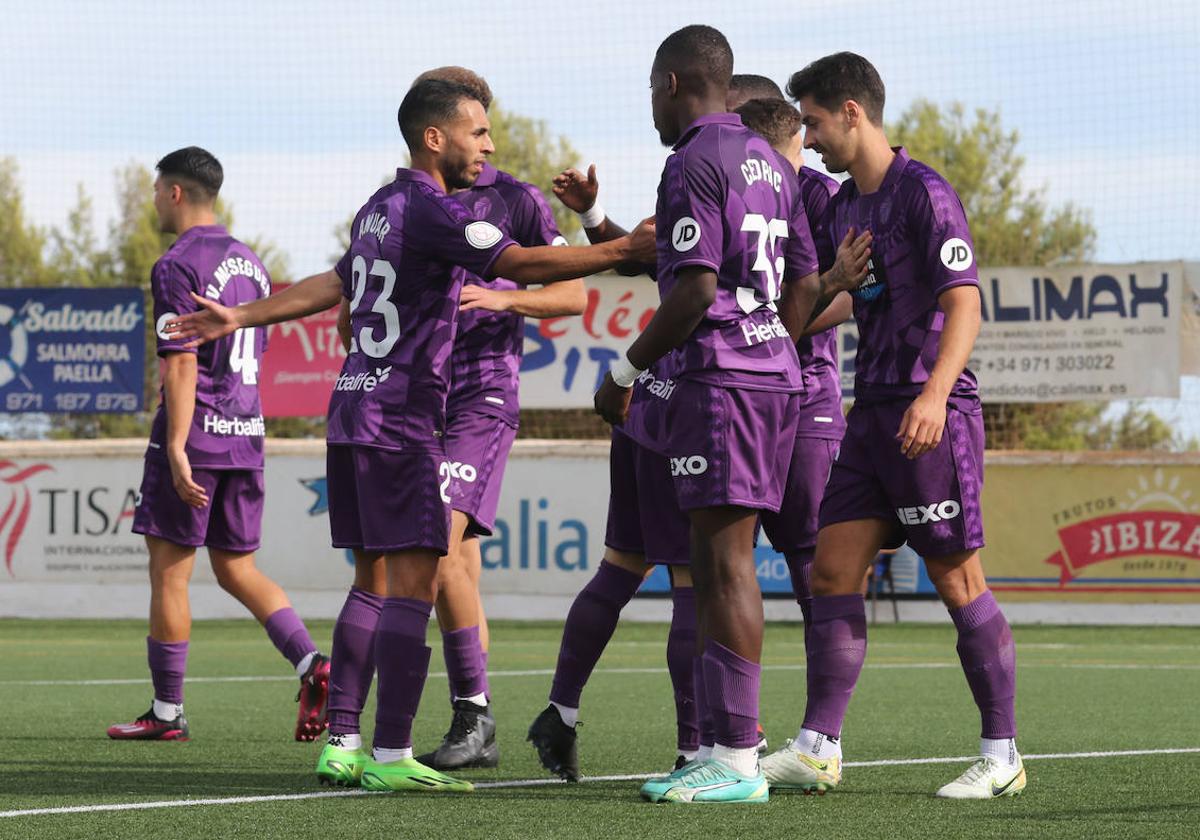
(592, 25), (824, 805)
(758, 52), (1024, 800)
(167, 79), (653, 793)
(526, 167), (702, 782)
(726, 73), (785, 111)
(109, 147), (329, 743)
(734, 97), (852, 647)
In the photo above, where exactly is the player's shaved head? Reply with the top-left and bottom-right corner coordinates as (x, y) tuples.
(787, 52), (886, 126)
(727, 73), (784, 110)
(155, 146), (222, 204)
(398, 79), (481, 152)
(413, 66), (493, 111)
(654, 25), (733, 94)
(734, 97), (801, 150)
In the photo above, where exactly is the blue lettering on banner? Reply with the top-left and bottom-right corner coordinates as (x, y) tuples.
(0, 288), (145, 413)
(980, 271), (1170, 322)
(481, 497), (588, 571)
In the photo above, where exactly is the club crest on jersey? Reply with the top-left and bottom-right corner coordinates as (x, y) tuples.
(155, 311), (178, 341)
(465, 221), (503, 249)
(672, 217), (701, 252)
(940, 238), (973, 271)
(852, 256), (887, 303)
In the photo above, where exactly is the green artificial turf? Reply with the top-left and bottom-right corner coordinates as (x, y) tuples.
(1, 619), (1197, 839)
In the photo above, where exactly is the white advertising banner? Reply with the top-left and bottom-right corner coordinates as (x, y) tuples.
(521, 263), (1184, 408)
(0, 441), (609, 599)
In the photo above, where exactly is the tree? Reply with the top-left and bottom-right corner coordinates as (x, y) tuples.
(0, 158), (50, 287)
(889, 101), (1095, 266)
(891, 101), (1178, 450)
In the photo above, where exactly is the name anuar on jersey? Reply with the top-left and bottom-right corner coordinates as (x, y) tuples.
(208, 256), (269, 300)
(358, 212), (391, 244)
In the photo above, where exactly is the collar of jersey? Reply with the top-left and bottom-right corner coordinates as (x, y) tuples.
(172, 224), (226, 247)
(673, 111), (743, 150)
(394, 167), (443, 192)
(472, 163), (499, 188)
(880, 146), (911, 191)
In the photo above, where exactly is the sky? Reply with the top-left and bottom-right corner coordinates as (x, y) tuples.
(1, 0), (1197, 436)
(2, 0), (1198, 275)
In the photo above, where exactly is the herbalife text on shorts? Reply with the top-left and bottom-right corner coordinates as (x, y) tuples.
(984, 382), (1128, 399)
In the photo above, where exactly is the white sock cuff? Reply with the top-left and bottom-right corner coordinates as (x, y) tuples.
(550, 701), (579, 728)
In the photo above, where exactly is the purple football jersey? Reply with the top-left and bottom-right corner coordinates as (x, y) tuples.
(655, 113), (817, 392)
(327, 168), (516, 451)
(818, 147), (980, 401)
(148, 224), (270, 469)
(795, 167), (844, 439)
(447, 164), (566, 428)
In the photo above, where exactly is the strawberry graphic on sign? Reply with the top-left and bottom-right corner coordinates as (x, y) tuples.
(0, 459), (54, 576)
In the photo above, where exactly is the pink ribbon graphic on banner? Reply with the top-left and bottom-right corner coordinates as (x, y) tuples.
(0, 460), (54, 576)
(1045, 511), (1200, 585)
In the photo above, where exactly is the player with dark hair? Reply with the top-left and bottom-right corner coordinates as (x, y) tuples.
(108, 146), (330, 744)
(525, 172), (704, 782)
(327, 66), (588, 774)
(593, 24), (825, 804)
(726, 73), (785, 110)
(759, 51), (1024, 800)
(168, 79), (653, 794)
(734, 95), (852, 659)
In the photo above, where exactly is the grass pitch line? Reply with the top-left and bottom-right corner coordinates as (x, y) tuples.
(3, 747), (1199, 819)
(6, 659), (1200, 688)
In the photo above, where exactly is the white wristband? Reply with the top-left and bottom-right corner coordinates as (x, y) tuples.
(578, 203), (606, 230)
(609, 353), (644, 388)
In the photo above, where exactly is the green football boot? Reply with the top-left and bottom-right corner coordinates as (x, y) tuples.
(359, 757), (474, 793)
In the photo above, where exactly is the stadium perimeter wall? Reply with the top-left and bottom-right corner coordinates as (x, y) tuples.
(1, 440), (1197, 625)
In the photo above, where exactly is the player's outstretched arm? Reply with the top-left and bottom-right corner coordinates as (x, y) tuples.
(161, 352), (208, 509)
(491, 218), (655, 285)
(805, 291), (852, 336)
(460, 278), (586, 318)
(166, 269), (342, 346)
(593, 266), (716, 425)
(896, 285), (981, 459)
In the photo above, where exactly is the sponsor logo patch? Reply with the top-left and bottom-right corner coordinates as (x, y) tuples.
(465, 221), (504, 249)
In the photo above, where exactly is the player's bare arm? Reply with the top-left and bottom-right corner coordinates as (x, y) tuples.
(167, 269), (342, 345)
(491, 217), (656, 284)
(161, 352), (208, 509)
(459, 278), (586, 317)
(896, 284), (982, 459)
(593, 266), (717, 425)
(778, 271), (820, 342)
(805, 291), (852, 336)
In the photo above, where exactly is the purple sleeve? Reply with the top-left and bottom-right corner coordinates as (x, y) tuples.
(784, 192), (819, 280)
(512, 184), (567, 247)
(415, 191), (518, 279)
(657, 151), (725, 278)
(334, 217), (355, 293)
(912, 178), (979, 295)
(151, 257), (202, 357)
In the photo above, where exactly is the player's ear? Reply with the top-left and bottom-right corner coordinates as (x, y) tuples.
(844, 99), (861, 129)
(667, 71), (679, 97)
(170, 183), (185, 205)
(424, 125), (444, 155)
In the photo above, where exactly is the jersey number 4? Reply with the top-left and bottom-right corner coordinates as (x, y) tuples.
(348, 255), (401, 358)
(738, 213), (788, 314)
(229, 327), (259, 385)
